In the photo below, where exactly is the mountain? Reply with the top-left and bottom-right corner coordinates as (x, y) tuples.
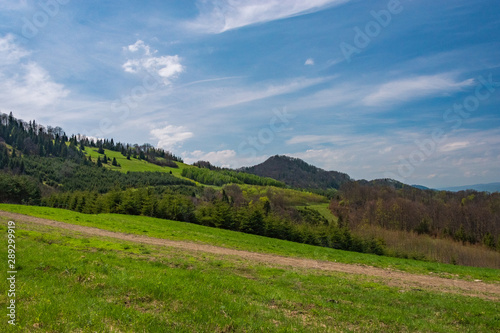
(438, 182), (500, 193)
(357, 178), (407, 189)
(411, 184), (432, 190)
(242, 155), (351, 190)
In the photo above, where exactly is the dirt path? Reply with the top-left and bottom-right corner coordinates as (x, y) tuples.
(2, 210), (500, 300)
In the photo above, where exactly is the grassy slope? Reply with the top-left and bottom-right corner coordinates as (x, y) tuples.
(82, 146), (194, 181)
(1, 214), (499, 332)
(239, 185), (328, 206)
(297, 203), (338, 224)
(0, 204), (498, 282)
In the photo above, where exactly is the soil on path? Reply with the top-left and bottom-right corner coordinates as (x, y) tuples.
(2, 210), (499, 301)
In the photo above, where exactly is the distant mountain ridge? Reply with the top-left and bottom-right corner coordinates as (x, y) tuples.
(241, 155), (351, 190)
(438, 182), (500, 193)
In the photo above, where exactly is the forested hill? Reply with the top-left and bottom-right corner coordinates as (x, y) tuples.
(242, 155), (352, 190)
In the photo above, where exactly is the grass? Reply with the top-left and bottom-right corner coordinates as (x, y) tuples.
(1, 204), (499, 283)
(297, 203), (338, 225)
(239, 185), (328, 206)
(1, 218), (499, 332)
(82, 146), (194, 181)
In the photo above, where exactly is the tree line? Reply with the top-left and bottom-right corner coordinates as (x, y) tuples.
(0, 112), (182, 166)
(182, 166), (286, 187)
(332, 182), (500, 250)
(41, 185), (384, 255)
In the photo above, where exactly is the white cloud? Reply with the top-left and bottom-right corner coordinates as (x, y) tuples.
(0, 35), (69, 110)
(305, 58), (315, 66)
(0, 34), (30, 65)
(211, 76), (330, 109)
(290, 83), (361, 110)
(188, 0), (350, 33)
(439, 141), (470, 152)
(123, 40), (184, 85)
(280, 127), (500, 188)
(286, 135), (346, 145)
(183, 150), (237, 167)
(182, 149), (272, 168)
(379, 146), (393, 154)
(362, 74), (475, 106)
(150, 124), (193, 150)
(126, 40), (152, 55)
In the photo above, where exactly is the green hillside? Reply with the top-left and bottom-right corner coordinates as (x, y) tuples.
(1, 205), (499, 332)
(82, 146), (193, 180)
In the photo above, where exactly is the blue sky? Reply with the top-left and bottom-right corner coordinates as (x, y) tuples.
(1, 0), (499, 188)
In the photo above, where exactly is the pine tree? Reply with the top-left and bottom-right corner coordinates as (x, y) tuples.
(97, 156), (102, 167)
(112, 157), (118, 166)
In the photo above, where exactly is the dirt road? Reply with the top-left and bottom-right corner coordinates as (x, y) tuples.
(2, 210), (499, 300)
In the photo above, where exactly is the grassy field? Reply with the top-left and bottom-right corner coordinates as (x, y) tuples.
(1, 204), (499, 282)
(297, 203), (338, 225)
(82, 146), (193, 180)
(1, 211), (499, 332)
(239, 185), (328, 206)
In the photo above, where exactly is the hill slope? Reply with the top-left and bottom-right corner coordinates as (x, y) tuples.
(242, 155), (351, 190)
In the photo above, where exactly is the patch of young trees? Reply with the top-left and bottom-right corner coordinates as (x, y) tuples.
(182, 165), (286, 187)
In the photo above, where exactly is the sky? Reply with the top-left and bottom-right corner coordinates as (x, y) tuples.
(1, 0), (499, 188)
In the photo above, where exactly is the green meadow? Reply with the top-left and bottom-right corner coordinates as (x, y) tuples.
(82, 146), (193, 180)
(1, 204), (499, 282)
(1, 209), (499, 332)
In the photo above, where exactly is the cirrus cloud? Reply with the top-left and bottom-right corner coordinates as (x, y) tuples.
(362, 74), (475, 107)
(187, 0), (350, 33)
